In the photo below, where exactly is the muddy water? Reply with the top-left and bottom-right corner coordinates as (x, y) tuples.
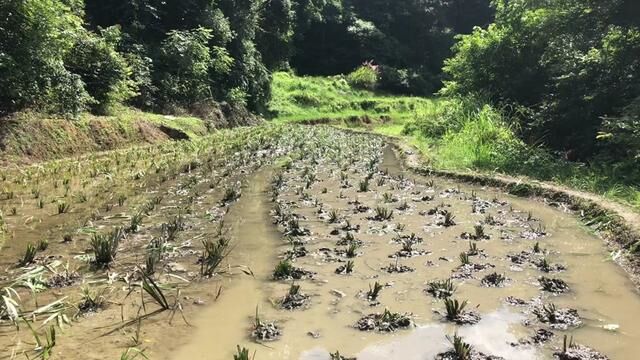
(169, 167), (281, 359)
(169, 145), (640, 360)
(2, 129), (640, 360)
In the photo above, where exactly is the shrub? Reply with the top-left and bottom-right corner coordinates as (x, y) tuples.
(0, 0), (88, 116)
(346, 63), (379, 90)
(378, 66), (435, 96)
(155, 27), (233, 110)
(65, 26), (136, 114)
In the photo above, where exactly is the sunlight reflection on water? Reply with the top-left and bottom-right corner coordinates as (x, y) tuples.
(300, 307), (539, 360)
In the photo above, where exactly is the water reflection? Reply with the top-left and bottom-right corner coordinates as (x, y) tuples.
(300, 308), (539, 360)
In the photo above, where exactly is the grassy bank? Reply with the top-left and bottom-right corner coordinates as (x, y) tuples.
(268, 72), (434, 122)
(0, 108), (207, 164)
(269, 72), (640, 210)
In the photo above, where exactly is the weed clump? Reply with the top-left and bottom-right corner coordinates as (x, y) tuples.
(372, 206), (393, 221)
(481, 272), (507, 287)
(273, 260), (315, 280)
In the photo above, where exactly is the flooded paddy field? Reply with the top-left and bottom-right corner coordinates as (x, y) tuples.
(0, 125), (637, 359)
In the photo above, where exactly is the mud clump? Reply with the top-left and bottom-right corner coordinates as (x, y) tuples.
(355, 310), (413, 332)
(554, 343), (609, 360)
(251, 321), (281, 342)
(481, 272), (508, 287)
(281, 291), (310, 310)
(284, 246), (308, 259)
(536, 259), (567, 273)
(334, 261), (354, 275)
(471, 198), (493, 214)
(514, 328), (555, 345)
(533, 304), (582, 329)
(448, 311), (481, 325)
(437, 351), (504, 360)
(382, 262), (415, 273)
(329, 351), (356, 360)
(451, 263), (495, 279)
(389, 247), (429, 258)
(46, 270), (81, 288)
(391, 232), (423, 245)
(504, 296), (528, 306)
(539, 277), (570, 293)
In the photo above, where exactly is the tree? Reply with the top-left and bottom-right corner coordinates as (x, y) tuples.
(0, 0), (89, 115)
(65, 26), (137, 114)
(257, 0), (294, 70)
(442, 0), (640, 157)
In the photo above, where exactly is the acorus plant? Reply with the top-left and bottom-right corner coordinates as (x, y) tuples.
(20, 243), (38, 266)
(367, 282), (384, 301)
(426, 279), (456, 298)
(446, 333), (473, 360)
(200, 237), (231, 277)
(91, 227), (125, 266)
(444, 298), (468, 321)
(234, 346), (254, 360)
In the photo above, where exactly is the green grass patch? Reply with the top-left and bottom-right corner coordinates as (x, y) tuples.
(268, 72), (433, 123)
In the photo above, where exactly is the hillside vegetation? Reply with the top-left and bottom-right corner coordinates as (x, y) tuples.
(1, 0), (639, 208)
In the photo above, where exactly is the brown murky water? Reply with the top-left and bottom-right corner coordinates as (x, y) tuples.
(1, 127), (639, 359)
(171, 146), (640, 359)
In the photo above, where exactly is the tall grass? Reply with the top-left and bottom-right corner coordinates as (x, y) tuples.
(268, 72), (431, 122)
(403, 96), (640, 209)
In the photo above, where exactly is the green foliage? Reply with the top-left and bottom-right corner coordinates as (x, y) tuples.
(443, 0), (640, 158)
(269, 72), (431, 121)
(257, 0), (294, 70)
(65, 26), (136, 114)
(0, 0), (88, 116)
(346, 63), (378, 91)
(155, 27), (232, 110)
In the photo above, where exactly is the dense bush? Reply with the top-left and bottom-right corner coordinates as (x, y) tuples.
(155, 28), (232, 110)
(1, 0), (279, 117)
(378, 66), (437, 96)
(291, 0), (494, 94)
(0, 0), (87, 116)
(65, 27), (136, 114)
(346, 63), (379, 90)
(442, 0), (640, 160)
